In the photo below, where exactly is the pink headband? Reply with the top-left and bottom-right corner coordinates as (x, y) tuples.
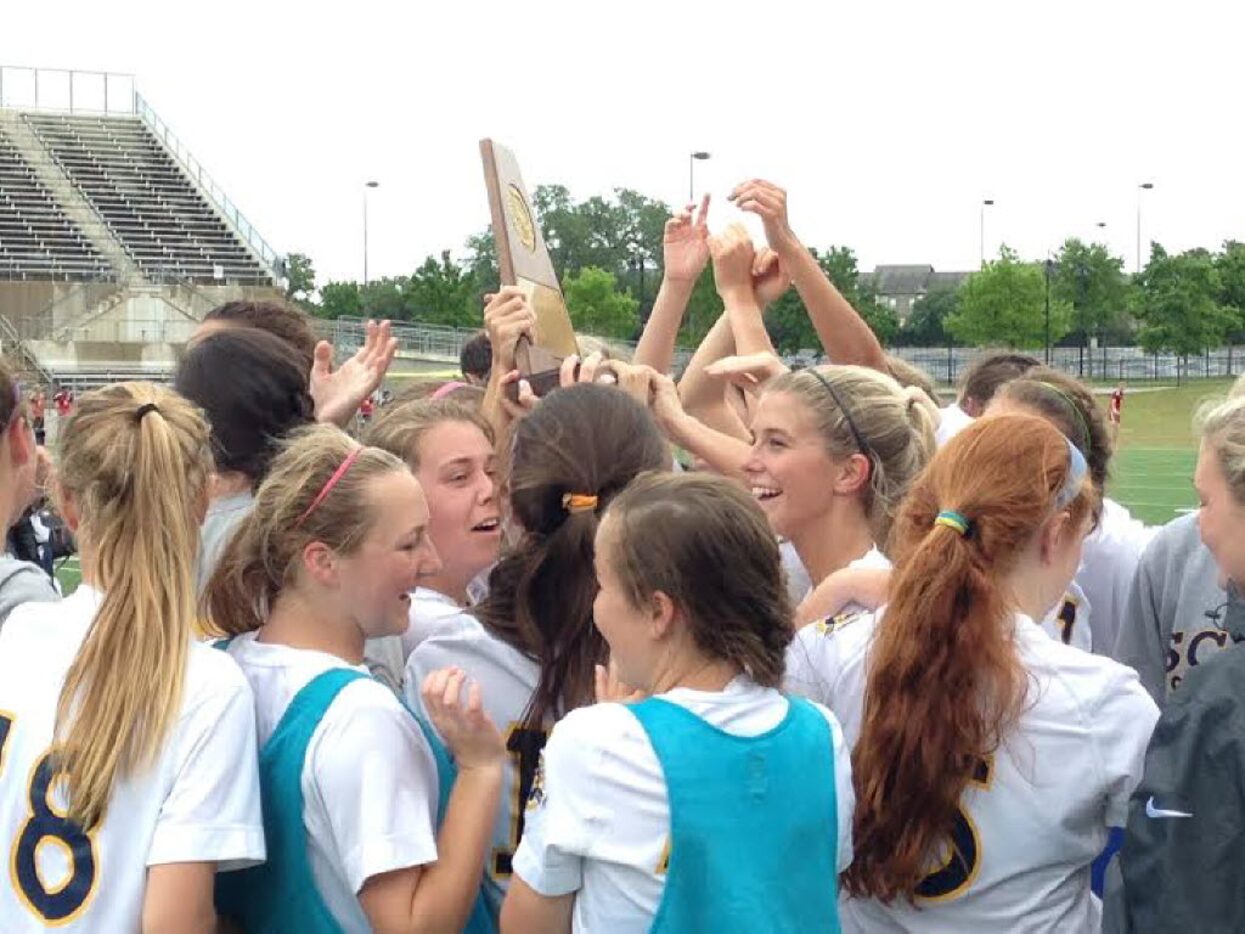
(296, 447), (363, 527)
(431, 381), (469, 401)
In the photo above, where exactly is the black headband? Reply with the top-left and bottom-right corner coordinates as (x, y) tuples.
(804, 368), (874, 463)
(135, 402), (160, 423)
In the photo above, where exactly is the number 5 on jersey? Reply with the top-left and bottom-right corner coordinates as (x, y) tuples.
(916, 757), (994, 903)
(0, 712), (100, 923)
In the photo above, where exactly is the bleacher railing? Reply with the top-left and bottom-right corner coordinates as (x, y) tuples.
(133, 93), (283, 281)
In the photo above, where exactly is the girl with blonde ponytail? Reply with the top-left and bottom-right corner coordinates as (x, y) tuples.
(0, 382), (264, 932)
(205, 423), (501, 933)
(789, 414), (1158, 931)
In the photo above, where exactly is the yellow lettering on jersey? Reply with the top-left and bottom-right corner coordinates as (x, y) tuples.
(491, 722), (549, 879)
(9, 751), (100, 925)
(814, 611), (867, 637)
(916, 756), (995, 904)
(0, 710), (15, 776)
(656, 837), (671, 875)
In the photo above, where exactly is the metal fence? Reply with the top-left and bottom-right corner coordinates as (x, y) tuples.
(886, 345), (1245, 385)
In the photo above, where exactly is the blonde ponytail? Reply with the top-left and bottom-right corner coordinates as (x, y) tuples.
(53, 383), (212, 829)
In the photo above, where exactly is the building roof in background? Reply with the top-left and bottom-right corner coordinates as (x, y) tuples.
(863, 264), (971, 296)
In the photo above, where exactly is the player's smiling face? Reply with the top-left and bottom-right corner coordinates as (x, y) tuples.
(1196, 439), (1245, 588)
(414, 420), (501, 594)
(338, 470), (441, 638)
(744, 390), (838, 540)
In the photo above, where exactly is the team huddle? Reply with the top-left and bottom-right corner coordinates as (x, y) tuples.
(0, 183), (1241, 933)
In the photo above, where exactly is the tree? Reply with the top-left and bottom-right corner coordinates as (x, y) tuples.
(764, 246), (897, 353)
(899, 287), (959, 346)
(1051, 238), (1129, 346)
(562, 266), (640, 339)
(1214, 241), (1245, 339)
(359, 277), (409, 322)
(283, 252), (316, 306)
(947, 246), (1071, 349)
(464, 229), (499, 299)
(1134, 245), (1235, 356)
(317, 281), (362, 320)
(406, 251), (478, 328)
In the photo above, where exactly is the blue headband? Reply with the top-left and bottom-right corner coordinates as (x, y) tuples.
(1055, 436), (1088, 510)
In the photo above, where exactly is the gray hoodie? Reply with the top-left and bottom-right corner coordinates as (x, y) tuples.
(0, 554), (60, 635)
(1113, 513), (1243, 706)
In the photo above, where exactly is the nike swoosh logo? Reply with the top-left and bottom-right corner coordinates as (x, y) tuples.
(1146, 796), (1193, 819)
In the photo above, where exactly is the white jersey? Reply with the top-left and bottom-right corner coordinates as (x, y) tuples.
(1039, 580), (1093, 653)
(786, 610), (1157, 933)
(512, 677), (854, 934)
(228, 633), (440, 934)
(405, 612), (540, 914)
(1077, 497), (1154, 658)
(797, 545), (893, 622)
(936, 402), (975, 446)
(0, 586), (264, 932)
(364, 586), (473, 692)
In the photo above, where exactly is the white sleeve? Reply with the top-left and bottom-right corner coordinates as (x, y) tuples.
(510, 714), (600, 897)
(147, 666), (265, 869)
(1090, 666), (1161, 827)
(812, 704), (855, 872)
(784, 625), (840, 707)
(403, 637), (458, 744)
(309, 686), (440, 893)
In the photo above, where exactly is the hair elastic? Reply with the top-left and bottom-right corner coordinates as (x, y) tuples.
(296, 446), (363, 527)
(934, 510), (971, 536)
(562, 493), (598, 514)
(135, 402), (160, 423)
(431, 381), (469, 401)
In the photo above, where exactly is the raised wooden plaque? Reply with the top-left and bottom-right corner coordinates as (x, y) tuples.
(480, 139), (578, 396)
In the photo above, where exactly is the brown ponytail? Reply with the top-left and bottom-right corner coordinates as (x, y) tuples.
(843, 414), (1094, 902)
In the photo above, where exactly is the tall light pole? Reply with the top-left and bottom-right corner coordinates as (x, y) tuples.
(979, 199), (995, 268)
(689, 151), (710, 203)
(363, 180), (379, 289)
(1136, 182), (1154, 274)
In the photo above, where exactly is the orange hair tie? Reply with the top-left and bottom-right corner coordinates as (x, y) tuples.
(562, 493), (599, 514)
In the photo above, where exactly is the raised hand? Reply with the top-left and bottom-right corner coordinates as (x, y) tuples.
(753, 247), (792, 307)
(704, 352), (790, 394)
(663, 194), (711, 283)
(484, 287), (537, 374)
(648, 371), (688, 432)
(708, 223), (758, 299)
(421, 667), (505, 770)
(729, 179), (798, 256)
(310, 320), (398, 428)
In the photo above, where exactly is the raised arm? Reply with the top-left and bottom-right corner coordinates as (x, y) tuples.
(731, 179), (887, 371)
(634, 195), (710, 374)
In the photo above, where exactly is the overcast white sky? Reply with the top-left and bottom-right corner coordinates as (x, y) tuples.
(3, 0), (1243, 286)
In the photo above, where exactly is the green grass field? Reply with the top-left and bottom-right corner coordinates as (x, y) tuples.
(1106, 379), (1235, 526)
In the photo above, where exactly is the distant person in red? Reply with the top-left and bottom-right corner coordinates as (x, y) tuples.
(53, 389), (74, 418)
(1109, 381), (1125, 444)
(359, 394), (375, 424)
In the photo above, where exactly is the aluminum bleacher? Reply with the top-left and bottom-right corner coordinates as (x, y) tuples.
(24, 113), (272, 286)
(0, 126), (111, 281)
